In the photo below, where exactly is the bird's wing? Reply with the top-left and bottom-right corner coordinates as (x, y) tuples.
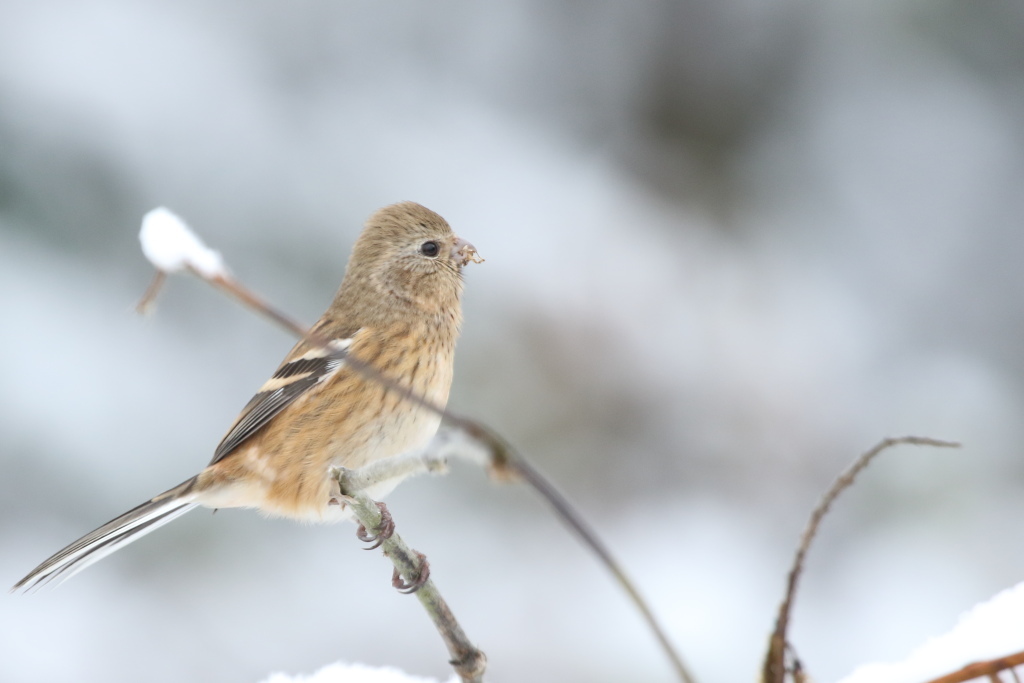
(209, 331), (360, 465)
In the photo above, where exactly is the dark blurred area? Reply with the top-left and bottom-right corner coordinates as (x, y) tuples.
(3, 1), (1024, 682)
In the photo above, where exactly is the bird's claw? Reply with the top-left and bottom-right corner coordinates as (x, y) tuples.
(392, 552), (430, 594)
(356, 501), (394, 550)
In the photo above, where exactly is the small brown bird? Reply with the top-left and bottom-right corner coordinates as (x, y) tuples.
(14, 201), (481, 591)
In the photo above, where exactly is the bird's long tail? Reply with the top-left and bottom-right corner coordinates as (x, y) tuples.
(12, 477), (200, 592)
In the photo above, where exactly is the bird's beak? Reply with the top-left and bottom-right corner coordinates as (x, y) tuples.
(452, 237), (484, 267)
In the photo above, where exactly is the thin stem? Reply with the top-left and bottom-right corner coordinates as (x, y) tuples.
(921, 648), (1024, 683)
(763, 436), (961, 683)
(336, 471), (487, 683)
(454, 420), (696, 683)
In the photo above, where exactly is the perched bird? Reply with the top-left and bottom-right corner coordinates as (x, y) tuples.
(14, 201), (481, 591)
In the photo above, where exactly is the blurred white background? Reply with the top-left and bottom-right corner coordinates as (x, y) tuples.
(2, 1), (1024, 682)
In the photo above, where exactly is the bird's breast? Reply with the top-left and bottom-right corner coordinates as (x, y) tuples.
(199, 322), (458, 522)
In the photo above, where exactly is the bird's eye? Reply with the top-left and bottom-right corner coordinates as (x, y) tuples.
(420, 241), (440, 257)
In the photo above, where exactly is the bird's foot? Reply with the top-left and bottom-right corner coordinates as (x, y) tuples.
(356, 501), (394, 550)
(392, 552), (430, 594)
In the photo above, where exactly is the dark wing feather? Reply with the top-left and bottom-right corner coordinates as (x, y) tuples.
(209, 341), (351, 465)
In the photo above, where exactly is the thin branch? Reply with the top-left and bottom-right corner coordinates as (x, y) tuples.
(342, 426), (695, 683)
(450, 420), (696, 683)
(762, 436), (961, 683)
(335, 468), (487, 683)
(149, 263), (695, 682)
(920, 649), (1024, 683)
(136, 270), (167, 314)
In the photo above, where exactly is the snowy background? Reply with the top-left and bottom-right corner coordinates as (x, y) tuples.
(3, 1), (1024, 682)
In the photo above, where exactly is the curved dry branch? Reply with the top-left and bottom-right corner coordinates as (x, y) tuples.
(921, 649), (1024, 683)
(762, 436), (961, 683)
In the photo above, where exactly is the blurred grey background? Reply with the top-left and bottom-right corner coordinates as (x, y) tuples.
(2, 1), (1024, 682)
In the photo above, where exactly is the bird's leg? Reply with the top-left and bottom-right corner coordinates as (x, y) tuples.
(392, 551), (430, 594)
(356, 501), (395, 550)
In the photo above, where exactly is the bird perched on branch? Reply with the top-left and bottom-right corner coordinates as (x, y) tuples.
(14, 201), (482, 591)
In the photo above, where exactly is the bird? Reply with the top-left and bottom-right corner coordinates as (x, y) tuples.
(14, 201), (482, 591)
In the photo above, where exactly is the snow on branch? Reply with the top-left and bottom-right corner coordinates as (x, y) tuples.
(139, 207), (226, 277)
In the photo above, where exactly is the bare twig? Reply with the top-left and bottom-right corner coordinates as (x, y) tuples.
(334, 468), (487, 683)
(135, 270), (167, 314)
(920, 649), (1024, 683)
(762, 436), (961, 683)
(450, 420), (696, 683)
(152, 264), (695, 682)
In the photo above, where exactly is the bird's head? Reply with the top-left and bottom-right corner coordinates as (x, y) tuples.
(339, 202), (482, 321)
